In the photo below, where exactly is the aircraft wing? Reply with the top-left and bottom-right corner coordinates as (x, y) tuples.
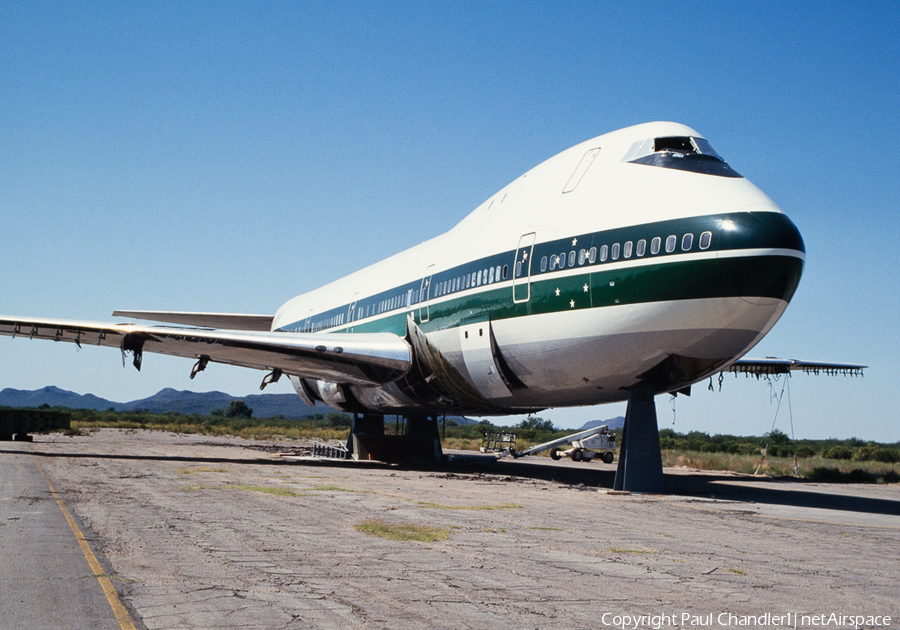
(726, 358), (866, 377)
(0, 316), (411, 387)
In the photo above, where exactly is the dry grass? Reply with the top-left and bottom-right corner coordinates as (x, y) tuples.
(416, 501), (522, 510)
(523, 526), (565, 531)
(354, 520), (449, 543)
(71, 419), (350, 442)
(662, 450), (899, 483)
(176, 467), (230, 475)
(181, 484), (300, 496)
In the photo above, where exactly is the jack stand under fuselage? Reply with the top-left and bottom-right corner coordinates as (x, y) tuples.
(613, 384), (665, 493)
(346, 413), (443, 463)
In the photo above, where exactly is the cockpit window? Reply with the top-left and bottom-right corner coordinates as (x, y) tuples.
(627, 136), (741, 178)
(690, 137), (724, 161)
(654, 136), (695, 153)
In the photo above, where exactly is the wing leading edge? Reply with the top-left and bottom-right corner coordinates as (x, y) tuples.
(0, 316), (411, 387)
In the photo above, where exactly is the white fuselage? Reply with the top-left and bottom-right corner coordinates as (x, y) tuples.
(272, 122), (805, 415)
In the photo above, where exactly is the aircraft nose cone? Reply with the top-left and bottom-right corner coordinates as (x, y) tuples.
(716, 209), (805, 305)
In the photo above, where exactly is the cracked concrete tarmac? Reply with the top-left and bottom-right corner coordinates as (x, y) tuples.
(8, 429), (900, 629)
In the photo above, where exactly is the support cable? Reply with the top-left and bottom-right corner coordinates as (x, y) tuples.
(787, 375), (798, 476)
(754, 374), (788, 476)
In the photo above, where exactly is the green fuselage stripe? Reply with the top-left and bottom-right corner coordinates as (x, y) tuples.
(332, 254), (803, 337)
(279, 211), (804, 337)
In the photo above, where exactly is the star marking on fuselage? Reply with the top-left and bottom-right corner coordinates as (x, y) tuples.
(583, 283), (589, 292)
(569, 299), (575, 308)
(572, 237), (577, 246)
(555, 288), (561, 297)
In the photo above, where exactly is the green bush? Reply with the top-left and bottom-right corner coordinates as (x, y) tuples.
(823, 445), (853, 460)
(795, 445), (816, 459)
(224, 400), (253, 418)
(659, 436), (677, 450)
(766, 429), (793, 446)
(872, 448), (899, 463)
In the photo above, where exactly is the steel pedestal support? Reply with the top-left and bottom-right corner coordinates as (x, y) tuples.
(613, 384), (665, 493)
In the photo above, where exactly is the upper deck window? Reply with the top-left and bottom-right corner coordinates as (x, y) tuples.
(627, 136), (741, 178)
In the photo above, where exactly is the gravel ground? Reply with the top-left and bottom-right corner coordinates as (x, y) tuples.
(21, 429), (900, 629)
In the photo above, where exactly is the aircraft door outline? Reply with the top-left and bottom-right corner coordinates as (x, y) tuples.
(419, 264), (435, 322)
(347, 292), (359, 331)
(513, 232), (536, 303)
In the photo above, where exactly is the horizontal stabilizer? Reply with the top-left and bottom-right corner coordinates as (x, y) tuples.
(113, 310), (273, 331)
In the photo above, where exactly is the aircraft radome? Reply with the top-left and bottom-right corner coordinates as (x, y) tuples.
(0, 121), (865, 491)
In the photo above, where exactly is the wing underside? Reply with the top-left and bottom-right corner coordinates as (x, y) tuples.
(0, 316), (411, 387)
(726, 358), (866, 376)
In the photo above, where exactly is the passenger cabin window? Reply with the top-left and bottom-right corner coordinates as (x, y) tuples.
(682, 233), (693, 251)
(623, 241), (633, 259)
(699, 231), (712, 249)
(600, 245), (608, 262)
(611, 243), (620, 260)
(568, 251), (576, 267)
(665, 235), (676, 253)
(651, 237), (661, 255)
(636, 239), (646, 257)
(540, 256), (548, 272)
(589, 246), (597, 263)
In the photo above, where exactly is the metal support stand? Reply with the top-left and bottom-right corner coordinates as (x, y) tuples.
(613, 384), (665, 493)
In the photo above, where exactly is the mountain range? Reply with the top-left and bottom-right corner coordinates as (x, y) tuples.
(0, 386), (336, 419)
(578, 416), (625, 432)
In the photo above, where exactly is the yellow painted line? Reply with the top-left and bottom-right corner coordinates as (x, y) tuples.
(673, 501), (900, 530)
(29, 447), (138, 630)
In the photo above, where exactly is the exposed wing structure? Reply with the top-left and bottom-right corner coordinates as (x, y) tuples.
(112, 310), (274, 331)
(0, 316), (411, 387)
(727, 358), (866, 377)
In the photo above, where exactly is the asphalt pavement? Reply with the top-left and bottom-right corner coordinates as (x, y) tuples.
(0, 440), (134, 630)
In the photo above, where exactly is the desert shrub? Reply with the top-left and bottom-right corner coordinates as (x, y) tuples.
(795, 445), (816, 459)
(823, 445), (853, 460)
(872, 448), (899, 463)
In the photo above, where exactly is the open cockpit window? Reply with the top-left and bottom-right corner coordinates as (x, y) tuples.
(626, 136), (741, 177)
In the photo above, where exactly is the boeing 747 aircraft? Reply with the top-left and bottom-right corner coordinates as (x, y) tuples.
(0, 122), (864, 491)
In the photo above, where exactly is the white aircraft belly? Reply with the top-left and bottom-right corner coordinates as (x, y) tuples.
(488, 296), (788, 407)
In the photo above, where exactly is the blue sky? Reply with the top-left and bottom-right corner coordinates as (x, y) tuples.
(1, 2), (897, 441)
